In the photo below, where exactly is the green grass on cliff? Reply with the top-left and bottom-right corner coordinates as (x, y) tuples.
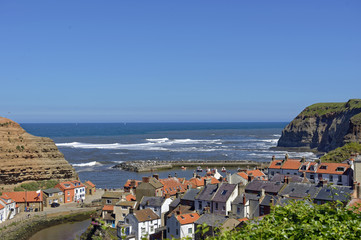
(301, 99), (361, 117)
(320, 142), (361, 163)
(351, 112), (361, 125)
(14, 180), (59, 191)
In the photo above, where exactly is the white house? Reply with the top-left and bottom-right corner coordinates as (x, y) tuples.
(211, 183), (238, 216)
(118, 208), (161, 240)
(138, 196), (172, 226)
(166, 212), (200, 240)
(0, 195), (17, 223)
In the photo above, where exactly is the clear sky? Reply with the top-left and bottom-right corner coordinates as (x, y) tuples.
(0, 1), (360, 123)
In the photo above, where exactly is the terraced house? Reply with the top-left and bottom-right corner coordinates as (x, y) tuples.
(55, 180), (85, 203)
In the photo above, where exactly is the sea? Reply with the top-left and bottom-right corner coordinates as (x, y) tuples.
(21, 122), (317, 189)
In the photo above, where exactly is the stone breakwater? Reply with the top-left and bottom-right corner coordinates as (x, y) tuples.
(112, 160), (268, 172)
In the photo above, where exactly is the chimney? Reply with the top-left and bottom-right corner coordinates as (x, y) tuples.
(238, 183), (244, 195)
(285, 176), (289, 184)
(247, 173), (253, 182)
(261, 188), (265, 198)
(174, 172), (178, 178)
(204, 178), (211, 186)
(301, 157), (306, 163)
(129, 208), (134, 215)
(227, 172), (232, 184)
(168, 174), (171, 178)
(272, 155), (275, 161)
(176, 189), (180, 198)
(318, 179), (328, 187)
(130, 180), (136, 187)
(193, 171), (197, 178)
(142, 177), (150, 183)
(243, 194), (246, 206)
(153, 174), (159, 180)
(165, 193), (170, 199)
(270, 198), (274, 206)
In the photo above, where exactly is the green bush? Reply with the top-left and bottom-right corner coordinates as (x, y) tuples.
(14, 180), (59, 191)
(211, 200), (361, 240)
(320, 142), (361, 163)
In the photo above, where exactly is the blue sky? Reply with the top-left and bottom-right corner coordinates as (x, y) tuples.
(0, 1), (360, 123)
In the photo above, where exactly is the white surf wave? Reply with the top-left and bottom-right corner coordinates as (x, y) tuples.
(273, 134), (282, 137)
(72, 161), (101, 167)
(56, 138), (223, 151)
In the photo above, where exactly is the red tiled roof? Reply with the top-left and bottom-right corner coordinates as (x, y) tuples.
(102, 205), (114, 211)
(56, 180), (84, 191)
(305, 162), (318, 172)
(237, 172), (248, 180)
(269, 160), (283, 169)
(126, 194), (136, 201)
(247, 170), (266, 178)
(238, 217), (249, 222)
(176, 212), (200, 225)
(188, 176), (220, 188)
(2, 191), (43, 203)
(124, 179), (141, 188)
(316, 163), (350, 175)
(281, 160), (302, 170)
(85, 181), (95, 188)
(0, 205), (4, 210)
(160, 177), (188, 195)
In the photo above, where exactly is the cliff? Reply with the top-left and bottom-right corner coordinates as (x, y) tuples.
(277, 99), (361, 152)
(0, 117), (78, 189)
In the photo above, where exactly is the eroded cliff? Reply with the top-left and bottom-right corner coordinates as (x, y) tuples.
(277, 99), (361, 152)
(0, 117), (78, 188)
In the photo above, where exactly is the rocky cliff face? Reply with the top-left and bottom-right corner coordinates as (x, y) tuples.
(0, 117), (78, 187)
(277, 99), (361, 152)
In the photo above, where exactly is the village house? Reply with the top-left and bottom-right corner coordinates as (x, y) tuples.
(166, 212), (200, 240)
(187, 175), (220, 189)
(211, 183), (238, 216)
(138, 196), (172, 226)
(228, 169), (267, 185)
(135, 177), (163, 202)
(258, 194), (280, 216)
(194, 183), (219, 214)
(313, 184), (353, 205)
(278, 182), (320, 199)
(101, 191), (124, 205)
(231, 193), (260, 219)
(43, 188), (64, 207)
(55, 180), (85, 203)
(159, 176), (188, 196)
(118, 208), (161, 240)
(2, 191), (43, 212)
(102, 205), (116, 228)
(301, 162), (353, 186)
(0, 195), (17, 223)
(194, 213), (237, 239)
(180, 188), (201, 209)
(168, 197), (181, 213)
(114, 200), (137, 225)
(124, 179), (141, 193)
(84, 180), (96, 195)
(268, 155), (304, 178)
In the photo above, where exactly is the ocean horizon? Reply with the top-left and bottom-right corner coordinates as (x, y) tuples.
(21, 122), (316, 189)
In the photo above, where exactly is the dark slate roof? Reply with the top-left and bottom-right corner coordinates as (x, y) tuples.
(270, 174), (304, 183)
(169, 198), (181, 208)
(139, 196), (165, 207)
(133, 208), (160, 222)
(245, 180), (284, 194)
(260, 195), (281, 206)
(279, 182), (320, 199)
(43, 188), (62, 195)
(196, 184), (219, 201)
(195, 213), (228, 227)
(232, 193), (259, 205)
(181, 188), (201, 201)
(279, 198), (313, 207)
(212, 183), (237, 203)
(314, 186), (353, 202)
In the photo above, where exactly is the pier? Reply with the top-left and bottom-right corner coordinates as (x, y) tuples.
(112, 160), (269, 172)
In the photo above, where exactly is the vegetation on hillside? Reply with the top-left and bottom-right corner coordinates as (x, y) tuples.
(210, 199), (361, 240)
(14, 180), (59, 191)
(351, 112), (361, 125)
(320, 142), (361, 163)
(300, 99), (361, 117)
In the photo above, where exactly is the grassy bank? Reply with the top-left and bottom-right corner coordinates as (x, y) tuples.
(0, 210), (96, 240)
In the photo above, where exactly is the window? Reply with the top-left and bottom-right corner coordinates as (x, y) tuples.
(49, 200), (52, 204)
(198, 202), (202, 209)
(49, 193), (53, 197)
(330, 175), (333, 181)
(320, 165), (327, 170)
(215, 203), (218, 210)
(276, 162), (282, 166)
(141, 227), (146, 233)
(67, 197), (70, 201)
(271, 171), (274, 176)
(67, 192), (70, 195)
(222, 205), (226, 211)
(301, 165), (307, 170)
(106, 199), (111, 204)
(121, 206), (127, 209)
(188, 228), (192, 234)
(154, 208), (157, 212)
(122, 214), (126, 217)
(338, 176), (342, 182)
(150, 226), (154, 232)
(336, 167), (345, 172)
(237, 207), (241, 214)
(167, 227), (170, 233)
(221, 190), (228, 195)
(310, 174), (314, 179)
(309, 166), (314, 171)
(176, 229), (179, 235)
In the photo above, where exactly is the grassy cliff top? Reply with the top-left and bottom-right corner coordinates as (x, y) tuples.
(320, 142), (361, 163)
(300, 99), (361, 117)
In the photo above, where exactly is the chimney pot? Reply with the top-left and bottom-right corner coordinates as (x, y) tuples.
(142, 177), (150, 183)
(153, 174), (159, 180)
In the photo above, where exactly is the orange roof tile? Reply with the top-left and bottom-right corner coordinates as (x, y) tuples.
(56, 180), (84, 191)
(85, 181), (95, 188)
(126, 194), (136, 201)
(316, 163), (350, 175)
(176, 212), (200, 225)
(238, 217), (249, 222)
(281, 160), (302, 170)
(2, 191), (43, 203)
(102, 205), (114, 211)
(237, 172), (248, 180)
(0, 205), (4, 210)
(269, 160), (283, 169)
(247, 170), (266, 178)
(188, 176), (220, 188)
(160, 177), (188, 195)
(124, 179), (141, 188)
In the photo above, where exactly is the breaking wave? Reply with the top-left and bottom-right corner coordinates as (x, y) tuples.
(72, 161), (101, 167)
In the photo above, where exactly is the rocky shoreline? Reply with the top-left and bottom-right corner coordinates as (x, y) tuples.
(112, 160), (268, 172)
